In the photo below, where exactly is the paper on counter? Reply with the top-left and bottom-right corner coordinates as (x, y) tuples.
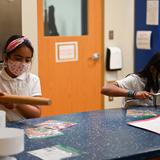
(35, 120), (77, 130)
(126, 109), (158, 122)
(25, 127), (63, 139)
(28, 145), (81, 160)
(25, 120), (77, 139)
(128, 116), (160, 134)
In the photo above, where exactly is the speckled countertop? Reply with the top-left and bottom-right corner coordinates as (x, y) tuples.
(7, 107), (160, 160)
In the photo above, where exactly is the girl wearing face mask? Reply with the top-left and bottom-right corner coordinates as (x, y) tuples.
(0, 35), (41, 121)
(101, 52), (160, 108)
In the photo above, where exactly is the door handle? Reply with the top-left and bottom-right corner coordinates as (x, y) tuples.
(91, 53), (100, 61)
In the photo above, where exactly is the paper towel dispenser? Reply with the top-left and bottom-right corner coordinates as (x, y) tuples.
(106, 47), (123, 71)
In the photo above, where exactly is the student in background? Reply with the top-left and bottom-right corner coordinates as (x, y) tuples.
(0, 35), (41, 121)
(101, 52), (160, 108)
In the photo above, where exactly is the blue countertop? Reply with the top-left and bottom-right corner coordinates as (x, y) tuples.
(7, 107), (160, 160)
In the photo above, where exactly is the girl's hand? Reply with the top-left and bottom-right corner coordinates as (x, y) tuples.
(0, 92), (15, 109)
(3, 103), (16, 110)
(0, 92), (7, 96)
(134, 91), (152, 99)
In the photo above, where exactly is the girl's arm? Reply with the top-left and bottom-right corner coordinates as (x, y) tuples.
(101, 82), (152, 99)
(16, 104), (41, 118)
(101, 82), (129, 97)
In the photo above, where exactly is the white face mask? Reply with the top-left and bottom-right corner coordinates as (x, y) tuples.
(7, 59), (31, 76)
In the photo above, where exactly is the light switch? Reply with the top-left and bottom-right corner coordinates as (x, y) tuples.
(109, 30), (114, 40)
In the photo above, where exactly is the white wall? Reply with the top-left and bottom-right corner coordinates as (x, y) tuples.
(21, 0), (38, 75)
(104, 0), (135, 108)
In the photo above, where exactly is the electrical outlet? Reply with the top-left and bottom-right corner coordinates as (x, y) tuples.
(108, 96), (114, 101)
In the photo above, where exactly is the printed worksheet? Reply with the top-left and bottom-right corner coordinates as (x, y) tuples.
(28, 145), (81, 160)
(25, 120), (77, 139)
(25, 127), (63, 139)
(35, 120), (77, 130)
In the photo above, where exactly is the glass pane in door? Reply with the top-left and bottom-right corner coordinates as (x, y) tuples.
(43, 0), (88, 36)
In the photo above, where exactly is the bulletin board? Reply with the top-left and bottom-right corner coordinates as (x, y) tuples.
(135, 0), (160, 72)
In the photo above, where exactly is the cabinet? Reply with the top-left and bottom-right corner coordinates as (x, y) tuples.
(0, 0), (22, 61)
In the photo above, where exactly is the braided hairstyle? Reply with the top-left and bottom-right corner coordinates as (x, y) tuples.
(138, 52), (160, 93)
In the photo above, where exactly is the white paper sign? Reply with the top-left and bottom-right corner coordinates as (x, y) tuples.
(146, 0), (159, 25)
(136, 31), (152, 50)
(56, 42), (78, 62)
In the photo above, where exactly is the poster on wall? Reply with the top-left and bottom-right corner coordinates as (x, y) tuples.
(136, 31), (152, 50)
(56, 42), (78, 62)
(146, 0), (159, 25)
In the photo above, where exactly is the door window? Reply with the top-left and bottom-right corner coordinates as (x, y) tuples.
(43, 0), (88, 36)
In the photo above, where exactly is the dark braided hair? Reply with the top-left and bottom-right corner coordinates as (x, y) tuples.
(138, 52), (160, 93)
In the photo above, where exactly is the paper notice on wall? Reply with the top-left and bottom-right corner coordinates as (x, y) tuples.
(136, 31), (152, 50)
(146, 0), (159, 25)
(56, 42), (78, 62)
